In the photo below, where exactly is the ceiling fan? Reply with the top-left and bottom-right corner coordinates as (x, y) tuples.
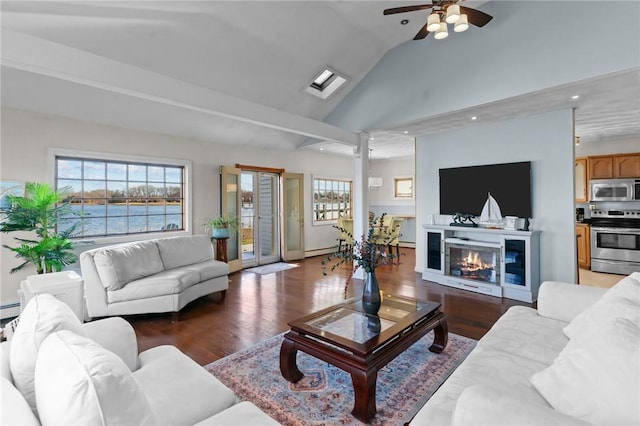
(384, 1), (493, 40)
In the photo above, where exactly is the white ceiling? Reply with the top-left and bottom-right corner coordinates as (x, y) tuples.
(1, 1), (638, 161)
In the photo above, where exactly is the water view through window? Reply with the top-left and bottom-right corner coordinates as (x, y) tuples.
(55, 157), (185, 237)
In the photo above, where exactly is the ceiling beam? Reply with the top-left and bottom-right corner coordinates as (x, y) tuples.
(1, 29), (360, 147)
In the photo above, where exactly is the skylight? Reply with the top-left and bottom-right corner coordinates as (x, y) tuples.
(305, 67), (349, 100)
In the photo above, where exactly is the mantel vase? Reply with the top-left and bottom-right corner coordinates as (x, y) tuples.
(362, 271), (382, 315)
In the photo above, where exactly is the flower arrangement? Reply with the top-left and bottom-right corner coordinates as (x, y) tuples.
(321, 213), (400, 298)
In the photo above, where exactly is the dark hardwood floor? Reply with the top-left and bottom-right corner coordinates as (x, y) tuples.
(126, 248), (532, 366)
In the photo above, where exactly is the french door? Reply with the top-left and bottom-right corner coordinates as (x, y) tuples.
(221, 166), (304, 269)
(241, 170), (280, 267)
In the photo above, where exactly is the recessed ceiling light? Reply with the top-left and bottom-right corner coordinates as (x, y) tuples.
(320, 147), (324, 151)
(401, 19), (409, 25)
(403, 131), (409, 134)
(471, 116), (478, 120)
(571, 95), (580, 100)
(370, 137), (375, 141)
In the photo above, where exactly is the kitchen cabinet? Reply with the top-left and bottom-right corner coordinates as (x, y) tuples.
(588, 156), (614, 179)
(576, 223), (590, 270)
(587, 153), (640, 179)
(613, 154), (640, 178)
(575, 157), (588, 202)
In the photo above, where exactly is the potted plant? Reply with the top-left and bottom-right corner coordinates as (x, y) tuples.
(322, 213), (400, 315)
(0, 182), (83, 274)
(203, 215), (239, 239)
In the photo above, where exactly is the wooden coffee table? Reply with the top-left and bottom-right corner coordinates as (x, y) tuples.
(279, 294), (448, 423)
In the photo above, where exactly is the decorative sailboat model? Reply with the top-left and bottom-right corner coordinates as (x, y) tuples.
(478, 192), (504, 228)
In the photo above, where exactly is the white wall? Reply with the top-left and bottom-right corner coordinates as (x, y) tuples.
(369, 156), (416, 243)
(0, 108), (354, 312)
(325, 1), (639, 132)
(575, 135), (640, 157)
(415, 109), (576, 285)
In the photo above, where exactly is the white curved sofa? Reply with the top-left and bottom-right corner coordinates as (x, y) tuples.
(80, 235), (228, 320)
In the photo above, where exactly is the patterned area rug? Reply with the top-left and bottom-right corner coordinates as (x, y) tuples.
(205, 331), (476, 425)
(244, 262), (299, 275)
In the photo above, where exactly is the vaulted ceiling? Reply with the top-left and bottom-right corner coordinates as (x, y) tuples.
(1, 1), (638, 160)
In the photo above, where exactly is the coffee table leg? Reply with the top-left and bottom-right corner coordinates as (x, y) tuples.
(350, 368), (377, 423)
(280, 336), (303, 382)
(429, 316), (448, 354)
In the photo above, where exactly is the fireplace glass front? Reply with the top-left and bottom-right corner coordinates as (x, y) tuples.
(445, 242), (501, 284)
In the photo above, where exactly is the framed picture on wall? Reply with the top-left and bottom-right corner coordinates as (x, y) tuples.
(0, 181), (25, 211)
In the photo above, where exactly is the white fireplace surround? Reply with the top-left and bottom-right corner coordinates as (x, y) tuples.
(422, 225), (541, 302)
(445, 238), (502, 286)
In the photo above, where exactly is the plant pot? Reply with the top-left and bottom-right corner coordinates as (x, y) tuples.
(211, 226), (231, 239)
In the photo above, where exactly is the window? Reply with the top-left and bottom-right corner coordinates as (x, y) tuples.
(313, 178), (352, 223)
(394, 177), (414, 198)
(55, 156), (185, 238)
(305, 67), (349, 100)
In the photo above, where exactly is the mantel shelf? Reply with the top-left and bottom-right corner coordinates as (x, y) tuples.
(422, 224), (540, 238)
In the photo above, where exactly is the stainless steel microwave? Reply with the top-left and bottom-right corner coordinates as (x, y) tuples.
(590, 179), (640, 202)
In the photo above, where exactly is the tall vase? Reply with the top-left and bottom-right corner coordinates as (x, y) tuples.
(362, 270), (382, 315)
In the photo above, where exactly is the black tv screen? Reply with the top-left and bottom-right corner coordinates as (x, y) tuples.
(439, 161), (532, 218)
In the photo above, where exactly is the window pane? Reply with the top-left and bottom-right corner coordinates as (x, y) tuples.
(83, 181), (106, 199)
(165, 167), (182, 183)
(57, 159), (82, 179)
(128, 164), (146, 181)
(107, 163), (127, 180)
(148, 166), (164, 182)
(84, 161), (105, 180)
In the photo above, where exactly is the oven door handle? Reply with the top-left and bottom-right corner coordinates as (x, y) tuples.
(591, 227), (640, 233)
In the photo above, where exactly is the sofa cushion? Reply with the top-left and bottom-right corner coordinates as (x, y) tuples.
(10, 294), (85, 413)
(194, 401), (280, 426)
(94, 241), (165, 290)
(107, 268), (201, 304)
(155, 235), (214, 270)
(411, 345), (550, 426)
(530, 316), (640, 426)
(134, 345), (237, 426)
(564, 276), (640, 340)
(35, 330), (155, 426)
(183, 260), (229, 282)
(476, 306), (569, 365)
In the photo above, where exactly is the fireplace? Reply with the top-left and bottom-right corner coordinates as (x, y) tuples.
(445, 239), (501, 285)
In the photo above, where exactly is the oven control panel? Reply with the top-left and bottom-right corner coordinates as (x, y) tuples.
(591, 209), (640, 219)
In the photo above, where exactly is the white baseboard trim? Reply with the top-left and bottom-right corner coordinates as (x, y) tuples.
(305, 247), (336, 258)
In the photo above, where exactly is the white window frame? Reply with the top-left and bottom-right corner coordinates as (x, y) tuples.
(311, 175), (353, 226)
(394, 176), (414, 199)
(47, 148), (193, 244)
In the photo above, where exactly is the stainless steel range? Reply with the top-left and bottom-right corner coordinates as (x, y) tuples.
(590, 209), (640, 275)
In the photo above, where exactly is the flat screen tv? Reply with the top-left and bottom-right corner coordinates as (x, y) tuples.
(439, 161), (532, 218)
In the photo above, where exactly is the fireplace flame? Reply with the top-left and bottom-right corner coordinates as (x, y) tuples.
(463, 251), (492, 272)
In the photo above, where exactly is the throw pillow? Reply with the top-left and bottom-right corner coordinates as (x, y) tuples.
(531, 316), (640, 425)
(564, 276), (640, 340)
(94, 241), (165, 291)
(9, 293), (85, 413)
(35, 330), (155, 425)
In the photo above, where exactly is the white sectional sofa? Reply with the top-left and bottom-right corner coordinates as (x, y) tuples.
(1, 294), (279, 426)
(411, 272), (640, 426)
(80, 235), (228, 320)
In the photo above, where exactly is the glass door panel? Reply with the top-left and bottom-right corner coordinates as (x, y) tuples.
(220, 166), (242, 272)
(283, 173), (304, 260)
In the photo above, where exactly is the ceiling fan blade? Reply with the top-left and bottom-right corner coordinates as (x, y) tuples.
(413, 23), (432, 40)
(383, 4), (434, 15)
(460, 6), (493, 27)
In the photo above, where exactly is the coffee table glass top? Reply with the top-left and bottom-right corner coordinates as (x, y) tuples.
(303, 295), (435, 344)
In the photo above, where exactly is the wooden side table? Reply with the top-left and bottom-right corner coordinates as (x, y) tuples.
(213, 237), (228, 263)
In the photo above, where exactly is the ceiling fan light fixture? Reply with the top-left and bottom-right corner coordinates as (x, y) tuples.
(434, 22), (449, 39)
(427, 13), (441, 32)
(445, 4), (461, 24)
(454, 14), (469, 32)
